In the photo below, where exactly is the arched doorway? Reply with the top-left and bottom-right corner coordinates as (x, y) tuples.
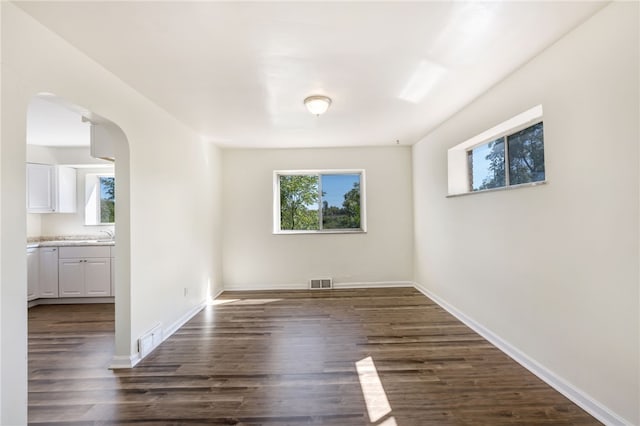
(25, 93), (132, 368)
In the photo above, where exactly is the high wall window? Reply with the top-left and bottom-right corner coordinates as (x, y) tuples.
(447, 105), (545, 196)
(468, 122), (545, 191)
(274, 170), (366, 234)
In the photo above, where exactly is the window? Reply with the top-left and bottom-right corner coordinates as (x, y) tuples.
(468, 122), (544, 191)
(448, 105), (545, 196)
(274, 170), (366, 233)
(99, 176), (115, 223)
(85, 173), (115, 225)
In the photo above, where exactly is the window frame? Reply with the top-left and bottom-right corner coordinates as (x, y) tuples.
(273, 169), (367, 235)
(466, 120), (545, 192)
(85, 173), (115, 225)
(447, 105), (546, 197)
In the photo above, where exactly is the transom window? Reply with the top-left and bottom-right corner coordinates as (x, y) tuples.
(273, 170), (366, 234)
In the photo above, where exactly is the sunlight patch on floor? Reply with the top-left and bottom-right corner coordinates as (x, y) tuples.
(378, 416), (398, 426)
(209, 298), (282, 306)
(209, 298), (240, 306)
(356, 356), (395, 424)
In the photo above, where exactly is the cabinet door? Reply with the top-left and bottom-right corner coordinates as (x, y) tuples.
(110, 256), (115, 297)
(39, 247), (59, 298)
(27, 163), (55, 213)
(27, 248), (39, 301)
(85, 258), (111, 297)
(59, 259), (84, 297)
(56, 167), (77, 213)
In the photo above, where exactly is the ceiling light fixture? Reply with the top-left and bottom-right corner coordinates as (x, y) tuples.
(304, 95), (332, 116)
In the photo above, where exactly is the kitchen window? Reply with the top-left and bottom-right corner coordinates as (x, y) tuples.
(85, 173), (115, 225)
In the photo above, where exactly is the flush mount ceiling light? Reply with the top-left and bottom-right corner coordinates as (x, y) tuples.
(304, 95), (332, 116)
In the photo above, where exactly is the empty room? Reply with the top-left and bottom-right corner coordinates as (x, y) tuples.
(1, 1), (638, 425)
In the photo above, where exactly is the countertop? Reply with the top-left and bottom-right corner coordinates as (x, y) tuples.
(27, 236), (115, 248)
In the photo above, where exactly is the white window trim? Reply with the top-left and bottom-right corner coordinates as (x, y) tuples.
(273, 169), (367, 234)
(85, 173), (115, 225)
(447, 105), (544, 196)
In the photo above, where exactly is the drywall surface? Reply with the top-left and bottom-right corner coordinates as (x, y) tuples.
(209, 144), (224, 298)
(412, 2), (638, 424)
(1, 3), (223, 423)
(222, 147), (413, 289)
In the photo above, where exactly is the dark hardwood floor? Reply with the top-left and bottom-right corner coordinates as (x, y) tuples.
(28, 288), (601, 425)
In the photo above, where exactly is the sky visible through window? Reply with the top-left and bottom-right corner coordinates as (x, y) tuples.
(322, 174), (359, 207)
(100, 178), (114, 200)
(99, 176), (115, 224)
(470, 143), (494, 190)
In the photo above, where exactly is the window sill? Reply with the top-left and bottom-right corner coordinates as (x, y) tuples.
(274, 229), (367, 235)
(447, 180), (547, 198)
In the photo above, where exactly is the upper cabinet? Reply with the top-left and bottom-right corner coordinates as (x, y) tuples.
(26, 163), (55, 212)
(27, 163), (77, 213)
(90, 124), (115, 162)
(56, 166), (77, 213)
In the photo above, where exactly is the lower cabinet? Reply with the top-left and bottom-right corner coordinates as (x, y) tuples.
(58, 246), (111, 297)
(85, 258), (111, 296)
(110, 246), (115, 297)
(27, 247), (39, 301)
(39, 247), (59, 298)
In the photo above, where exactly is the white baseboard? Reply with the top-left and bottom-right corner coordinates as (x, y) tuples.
(413, 282), (630, 426)
(332, 281), (414, 289)
(109, 300), (206, 370)
(109, 354), (139, 369)
(211, 288), (224, 300)
(29, 296), (114, 308)
(223, 281), (414, 291)
(223, 282), (307, 291)
(162, 300), (207, 340)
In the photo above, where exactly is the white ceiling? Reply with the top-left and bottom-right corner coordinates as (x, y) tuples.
(16, 1), (606, 149)
(27, 96), (90, 147)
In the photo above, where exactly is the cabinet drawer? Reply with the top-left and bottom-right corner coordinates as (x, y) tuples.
(59, 246), (111, 259)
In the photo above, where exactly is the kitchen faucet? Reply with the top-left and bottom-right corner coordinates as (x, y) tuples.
(101, 229), (115, 240)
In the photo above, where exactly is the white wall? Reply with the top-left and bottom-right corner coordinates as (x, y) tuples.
(412, 3), (638, 424)
(0, 3), (223, 424)
(222, 147), (413, 289)
(209, 144), (224, 298)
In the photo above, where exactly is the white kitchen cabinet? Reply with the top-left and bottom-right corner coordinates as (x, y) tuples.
(56, 166), (77, 213)
(27, 163), (55, 213)
(27, 247), (39, 301)
(38, 247), (59, 298)
(90, 123), (115, 161)
(26, 163), (77, 213)
(110, 261), (115, 297)
(59, 259), (84, 297)
(85, 259), (111, 296)
(59, 246), (111, 297)
(110, 247), (115, 297)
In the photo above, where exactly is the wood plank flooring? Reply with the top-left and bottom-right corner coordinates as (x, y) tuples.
(28, 288), (601, 425)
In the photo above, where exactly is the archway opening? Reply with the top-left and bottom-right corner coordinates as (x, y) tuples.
(25, 93), (132, 372)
